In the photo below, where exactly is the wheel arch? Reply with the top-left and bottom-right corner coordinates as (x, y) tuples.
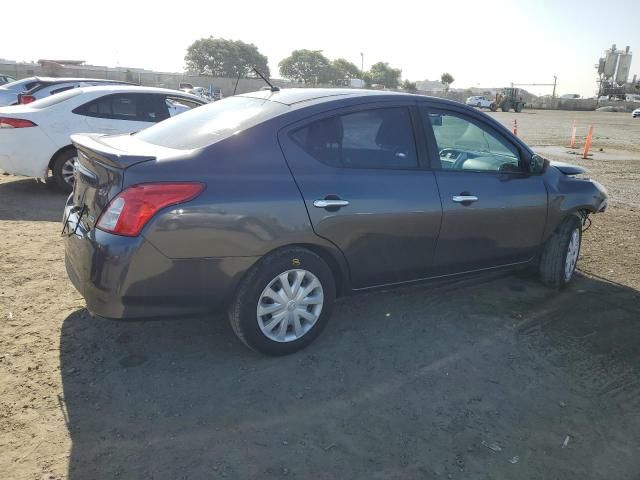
(248, 243), (351, 297)
(547, 206), (591, 238)
(48, 144), (76, 171)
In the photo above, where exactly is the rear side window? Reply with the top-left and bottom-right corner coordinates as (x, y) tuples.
(291, 107), (418, 169)
(73, 94), (170, 122)
(135, 96), (288, 150)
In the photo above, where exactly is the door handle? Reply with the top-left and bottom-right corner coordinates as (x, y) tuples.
(313, 199), (350, 208)
(452, 195), (479, 203)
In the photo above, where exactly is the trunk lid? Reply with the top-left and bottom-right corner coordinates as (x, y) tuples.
(70, 133), (175, 229)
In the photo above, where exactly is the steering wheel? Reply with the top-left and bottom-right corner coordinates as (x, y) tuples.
(439, 149), (469, 169)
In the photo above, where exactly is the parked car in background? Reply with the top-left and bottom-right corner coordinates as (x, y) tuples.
(0, 74), (17, 85)
(465, 95), (493, 109)
(0, 85), (205, 190)
(15, 77), (136, 105)
(633, 108), (640, 118)
(0, 77), (43, 106)
(62, 89), (608, 356)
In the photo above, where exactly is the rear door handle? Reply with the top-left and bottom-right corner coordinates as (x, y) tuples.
(452, 195), (479, 203)
(313, 199), (350, 208)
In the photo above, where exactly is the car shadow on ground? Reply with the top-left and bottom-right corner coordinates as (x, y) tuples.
(59, 272), (640, 479)
(0, 176), (67, 222)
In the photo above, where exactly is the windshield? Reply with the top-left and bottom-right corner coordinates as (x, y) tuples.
(29, 88), (83, 109)
(135, 96), (288, 149)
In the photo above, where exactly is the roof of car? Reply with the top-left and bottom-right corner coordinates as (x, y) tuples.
(238, 88), (411, 106)
(74, 85), (205, 102)
(31, 77), (134, 84)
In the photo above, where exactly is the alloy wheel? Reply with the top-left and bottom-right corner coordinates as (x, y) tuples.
(62, 156), (77, 186)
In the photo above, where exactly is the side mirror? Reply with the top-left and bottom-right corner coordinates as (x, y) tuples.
(429, 114), (443, 126)
(528, 154), (548, 175)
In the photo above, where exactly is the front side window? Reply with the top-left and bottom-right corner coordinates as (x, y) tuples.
(422, 108), (521, 172)
(291, 107), (418, 169)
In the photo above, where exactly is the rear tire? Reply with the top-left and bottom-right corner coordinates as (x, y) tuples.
(515, 102), (523, 113)
(538, 215), (582, 288)
(228, 247), (336, 356)
(51, 149), (77, 193)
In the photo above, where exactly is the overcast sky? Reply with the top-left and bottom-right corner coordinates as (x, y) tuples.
(3, 0), (638, 97)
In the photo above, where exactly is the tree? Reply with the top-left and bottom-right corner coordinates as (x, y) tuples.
(330, 58), (361, 84)
(440, 72), (455, 92)
(279, 50), (334, 84)
(185, 37), (269, 78)
(364, 62), (401, 89)
(401, 80), (418, 93)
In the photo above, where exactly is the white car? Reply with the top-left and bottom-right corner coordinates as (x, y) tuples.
(0, 75), (16, 85)
(0, 77), (42, 106)
(0, 85), (205, 190)
(633, 108), (640, 118)
(465, 95), (493, 109)
(0, 77), (134, 107)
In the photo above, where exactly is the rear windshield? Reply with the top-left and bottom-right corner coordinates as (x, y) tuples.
(135, 96), (288, 150)
(0, 78), (38, 91)
(30, 88), (83, 108)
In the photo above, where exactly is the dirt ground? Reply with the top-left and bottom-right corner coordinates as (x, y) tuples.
(1, 109), (639, 479)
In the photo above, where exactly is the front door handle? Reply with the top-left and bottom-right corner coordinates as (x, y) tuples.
(452, 195), (479, 203)
(313, 199), (350, 208)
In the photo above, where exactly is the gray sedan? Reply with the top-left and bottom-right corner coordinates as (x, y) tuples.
(63, 89), (607, 355)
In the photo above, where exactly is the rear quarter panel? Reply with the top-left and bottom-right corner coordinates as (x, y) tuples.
(124, 121), (331, 260)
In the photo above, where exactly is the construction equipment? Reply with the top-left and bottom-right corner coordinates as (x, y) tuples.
(490, 87), (525, 112)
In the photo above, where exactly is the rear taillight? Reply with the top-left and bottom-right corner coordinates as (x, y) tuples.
(96, 183), (205, 237)
(0, 117), (37, 128)
(19, 95), (36, 104)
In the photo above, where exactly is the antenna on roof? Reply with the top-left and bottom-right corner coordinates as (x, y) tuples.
(252, 66), (279, 92)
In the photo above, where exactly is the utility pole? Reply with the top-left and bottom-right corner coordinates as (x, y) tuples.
(552, 75), (557, 98)
(360, 52), (364, 74)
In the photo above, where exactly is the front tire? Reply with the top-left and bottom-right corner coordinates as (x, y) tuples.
(228, 247), (336, 355)
(51, 149), (77, 193)
(538, 215), (582, 288)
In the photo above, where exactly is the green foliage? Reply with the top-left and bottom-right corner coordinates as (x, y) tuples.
(331, 58), (361, 83)
(365, 62), (402, 89)
(401, 80), (418, 93)
(440, 72), (455, 91)
(279, 50), (334, 84)
(185, 37), (269, 78)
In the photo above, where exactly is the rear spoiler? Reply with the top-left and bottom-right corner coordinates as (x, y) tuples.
(71, 133), (156, 169)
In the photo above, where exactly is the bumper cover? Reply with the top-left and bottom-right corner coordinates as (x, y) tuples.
(63, 208), (258, 319)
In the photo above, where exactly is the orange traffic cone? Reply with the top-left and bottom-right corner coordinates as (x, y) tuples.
(582, 125), (594, 159)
